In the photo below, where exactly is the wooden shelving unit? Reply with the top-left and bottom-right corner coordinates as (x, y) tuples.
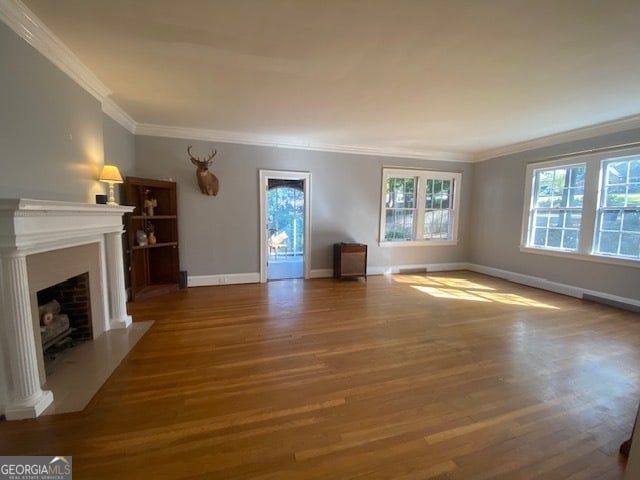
(124, 176), (180, 301)
(130, 242), (178, 251)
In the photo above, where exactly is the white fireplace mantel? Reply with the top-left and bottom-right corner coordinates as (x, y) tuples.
(0, 198), (132, 252)
(0, 199), (134, 420)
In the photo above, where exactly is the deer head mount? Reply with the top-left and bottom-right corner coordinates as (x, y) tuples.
(188, 145), (219, 196)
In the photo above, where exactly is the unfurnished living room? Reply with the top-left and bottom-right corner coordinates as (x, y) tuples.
(1, 1), (640, 479)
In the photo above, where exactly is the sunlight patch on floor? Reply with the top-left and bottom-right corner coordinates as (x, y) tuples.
(404, 276), (559, 309)
(475, 291), (558, 308)
(413, 285), (491, 302)
(392, 275), (495, 291)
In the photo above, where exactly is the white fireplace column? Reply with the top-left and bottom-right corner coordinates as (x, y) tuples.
(1, 252), (53, 419)
(105, 231), (132, 329)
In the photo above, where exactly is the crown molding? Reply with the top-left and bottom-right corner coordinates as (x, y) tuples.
(474, 113), (640, 162)
(0, 0), (111, 100)
(314, 143), (474, 163)
(0, 0), (137, 133)
(135, 123), (474, 162)
(102, 98), (136, 133)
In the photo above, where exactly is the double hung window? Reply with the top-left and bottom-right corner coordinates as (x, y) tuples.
(381, 168), (461, 245)
(527, 163), (585, 251)
(595, 157), (640, 258)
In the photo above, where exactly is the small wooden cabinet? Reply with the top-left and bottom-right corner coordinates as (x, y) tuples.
(125, 176), (180, 301)
(333, 243), (367, 280)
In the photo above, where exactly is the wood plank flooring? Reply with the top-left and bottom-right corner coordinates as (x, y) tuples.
(1, 272), (639, 479)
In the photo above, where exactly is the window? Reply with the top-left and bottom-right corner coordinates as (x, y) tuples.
(527, 163), (585, 251)
(381, 168), (461, 245)
(595, 157), (640, 258)
(522, 149), (640, 264)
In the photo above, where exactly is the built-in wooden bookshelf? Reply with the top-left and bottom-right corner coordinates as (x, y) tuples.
(124, 176), (180, 301)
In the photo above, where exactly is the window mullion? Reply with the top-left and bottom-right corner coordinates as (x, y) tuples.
(380, 174), (389, 241)
(414, 176), (426, 240)
(579, 158), (599, 254)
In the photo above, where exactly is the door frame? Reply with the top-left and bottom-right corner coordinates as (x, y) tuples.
(259, 169), (311, 283)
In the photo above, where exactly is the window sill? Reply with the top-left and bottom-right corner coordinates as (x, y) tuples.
(519, 246), (640, 268)
(380, 240), (458, 248)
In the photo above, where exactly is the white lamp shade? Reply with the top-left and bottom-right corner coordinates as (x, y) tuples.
(99, 165), (123, 184)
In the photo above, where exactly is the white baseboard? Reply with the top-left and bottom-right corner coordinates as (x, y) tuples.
(310, 263), (468, 278)
(188, 272), (260, 287)
(468, 263), (640, 310)
(309, 269), (333, 279)
(468, 264), (584, 298)
(368, 262), (470, 276)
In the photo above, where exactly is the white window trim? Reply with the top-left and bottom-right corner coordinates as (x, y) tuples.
(379, 168), (462, 247)
(519, 245), (640, 268)
(520, 146), (640, 268)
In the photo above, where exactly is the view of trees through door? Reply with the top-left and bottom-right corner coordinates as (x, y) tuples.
(267, 179), (304, 280)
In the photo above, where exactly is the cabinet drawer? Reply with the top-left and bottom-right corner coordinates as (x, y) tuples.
(340, 244), (366, 254)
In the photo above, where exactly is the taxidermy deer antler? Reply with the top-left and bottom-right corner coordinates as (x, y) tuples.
(188, 145), (219, 196)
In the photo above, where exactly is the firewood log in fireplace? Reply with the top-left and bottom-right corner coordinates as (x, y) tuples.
(39, 299), (61, 326)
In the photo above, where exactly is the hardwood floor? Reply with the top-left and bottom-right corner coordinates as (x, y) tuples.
(1, 272), (639, 479)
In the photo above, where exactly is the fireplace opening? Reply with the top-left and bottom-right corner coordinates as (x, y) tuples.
(37, 272), (93, 358)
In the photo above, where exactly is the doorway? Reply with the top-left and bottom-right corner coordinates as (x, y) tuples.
(259, 170), (311, 282)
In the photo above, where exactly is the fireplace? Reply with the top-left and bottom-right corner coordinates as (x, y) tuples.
(38, 272), (92, 348)
(33, 272), (93, 362)
(0, 199), (134, 420)
(27, 244), (107, 384)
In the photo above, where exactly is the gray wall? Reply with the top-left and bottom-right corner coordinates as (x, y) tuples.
(135, 136), (473, 276)
(0, 22), (135, 204)
(470, 128), (640, 301)
(103, 114), (136, 204)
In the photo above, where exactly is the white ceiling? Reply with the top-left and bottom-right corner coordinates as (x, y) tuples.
(17, 0), (640, 161)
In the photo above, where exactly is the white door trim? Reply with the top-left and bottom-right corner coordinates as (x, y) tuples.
(259, 169), (311, 283)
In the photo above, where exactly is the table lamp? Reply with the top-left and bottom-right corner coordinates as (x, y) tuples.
(99, 165), (123, 205)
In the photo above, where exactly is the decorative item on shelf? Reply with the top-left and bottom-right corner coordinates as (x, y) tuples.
(99, 165), (124, 205)
(143, 189), (157, 216)
(136, 229), (148, 246)
(95, 194), (107, 205)
(147, 222), (157, 245)
(188, 145), (219, 196)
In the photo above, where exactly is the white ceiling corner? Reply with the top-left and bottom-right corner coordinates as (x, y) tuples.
(0, 0), (109, 101)
(474, 113), (640, 162)
(0, 0), (138, 132)
(102, 98), (136, 133)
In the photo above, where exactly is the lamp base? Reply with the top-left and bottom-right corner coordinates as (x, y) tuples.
(106, 182), (119, 206)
